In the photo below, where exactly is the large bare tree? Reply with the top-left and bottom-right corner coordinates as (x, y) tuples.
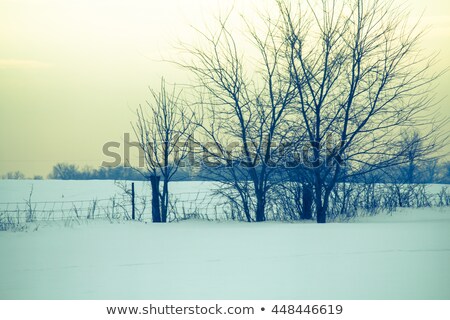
(278, 0), (445, 222)
(172, 0), (445, 223)
(179, 12), (296, 222)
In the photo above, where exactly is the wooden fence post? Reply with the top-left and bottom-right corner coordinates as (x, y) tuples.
(131, 182), (135, 220)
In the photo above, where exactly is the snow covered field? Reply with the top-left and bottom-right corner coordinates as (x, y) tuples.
(0, 206), (449, 299)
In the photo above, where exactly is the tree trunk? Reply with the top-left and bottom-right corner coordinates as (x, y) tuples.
(316, 205), (326, 223)
(242, 197), (252, 222)
(255, 191), (266, 222)
(150, 175), (161, 223)
(301, 183), (313, 220)
(161, 180), (169, 223)
(314, 176), (326, 224)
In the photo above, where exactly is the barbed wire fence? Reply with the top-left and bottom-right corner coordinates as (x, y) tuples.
(0, 183), (236, 231)
(1, 182), (449, 231)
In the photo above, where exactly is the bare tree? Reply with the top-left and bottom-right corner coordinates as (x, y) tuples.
(167, 0), (445, 223)
(179, 11), (295, 222)
(396, 130), (442, 184)
(1, 171), (26, 180)
(279, 0), (446, 223)
(133, 78), (194, 223)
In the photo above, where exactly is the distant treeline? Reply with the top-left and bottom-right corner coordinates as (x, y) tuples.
(47, 163), (195, 181)
(2, 160), (450, 184)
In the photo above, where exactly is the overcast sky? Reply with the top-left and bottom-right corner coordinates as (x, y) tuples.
(1, 0), (449, 177)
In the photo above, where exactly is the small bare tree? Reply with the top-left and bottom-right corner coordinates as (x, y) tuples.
(133, 78), (194, 223)
(397, 130), (441, 184)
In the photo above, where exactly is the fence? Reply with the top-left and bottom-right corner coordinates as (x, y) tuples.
(0, 183), (231, 229)
(1, 182), (449, 231)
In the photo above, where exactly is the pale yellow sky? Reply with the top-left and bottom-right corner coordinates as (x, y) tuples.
(0, 0), (449, 177)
